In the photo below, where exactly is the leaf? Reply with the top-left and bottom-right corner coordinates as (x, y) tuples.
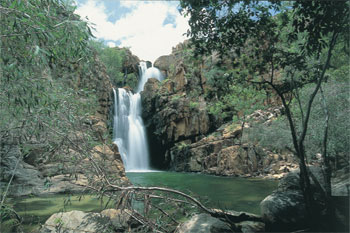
(34, 45), (40, 55)
(9, 1), (17, 9)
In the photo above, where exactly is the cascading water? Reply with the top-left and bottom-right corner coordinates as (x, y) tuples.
(137, 62), (163, 92)
(113, 62), (163, 171)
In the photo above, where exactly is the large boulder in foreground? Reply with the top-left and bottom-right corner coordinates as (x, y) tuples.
(40, 210), (114, 233)
(260, 166), (349, 232)
(260, 167), (325, 232)
(41, 209), (142, 233)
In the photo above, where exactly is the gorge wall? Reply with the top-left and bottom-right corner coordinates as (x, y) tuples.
(140, 41), (298, 177)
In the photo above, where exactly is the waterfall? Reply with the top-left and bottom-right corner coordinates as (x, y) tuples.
(113, 61), (163, 171)
(137, 62), (164, 92)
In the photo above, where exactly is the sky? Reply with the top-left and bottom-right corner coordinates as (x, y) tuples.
(74, 0), (189, 62)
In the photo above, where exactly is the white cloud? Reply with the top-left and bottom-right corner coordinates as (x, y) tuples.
(75, 0), (189, 62)
(107, 41), (116, 47)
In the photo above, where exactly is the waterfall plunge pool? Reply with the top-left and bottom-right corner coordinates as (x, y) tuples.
(3, 172), (277, 232)
(126, 171), (278, 214)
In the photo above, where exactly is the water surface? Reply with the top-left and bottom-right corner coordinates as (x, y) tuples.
(127, 171), (277, 214)
(3, 172), (277, 232)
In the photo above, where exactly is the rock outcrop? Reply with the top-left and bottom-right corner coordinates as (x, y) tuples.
(169, 122), (298, 177)
(116, 47), (140, 75)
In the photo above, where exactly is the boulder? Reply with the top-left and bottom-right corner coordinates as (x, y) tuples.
(145, 60), (152, 68)
(40, 210), (114, 233)
(154, 54), (176, 77)
(259, 166), (347, 232)
(101, 209), (141, 230)
(175, 213), (231, 233)
(260, 190), (307, 232)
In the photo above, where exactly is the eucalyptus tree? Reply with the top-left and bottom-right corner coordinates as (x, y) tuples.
(0, 0), (98, 226)
(180, 0), (349, 229)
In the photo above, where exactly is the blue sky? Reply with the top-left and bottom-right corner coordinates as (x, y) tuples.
(74, 0), (189, 62)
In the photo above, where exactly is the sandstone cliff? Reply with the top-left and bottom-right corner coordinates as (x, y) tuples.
(141, 41), (298, 177)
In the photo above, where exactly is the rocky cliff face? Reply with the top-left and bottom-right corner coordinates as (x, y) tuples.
(141, 43), (212, 168)
(169, 120), (297, 177)
(141, 41), (298, 176)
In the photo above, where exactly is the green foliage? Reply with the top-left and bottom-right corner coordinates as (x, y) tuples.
(0, 0), (100, 211)
(90, 41), (137, 88)
(177, 141), (189, 151)
(293, 79), (350, 164)
(125, 73), (138, 89)
(207, 78), (266, 124)
(246, 78), (349, 166)
(189, 101), (199, 111)
(0, 0), (98, 143)
(245, 118), (293, 153)
(171, 94), (182, 104)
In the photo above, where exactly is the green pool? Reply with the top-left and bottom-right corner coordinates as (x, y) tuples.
(2, 172), (277, 232)
(127, 171), (277, 214)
